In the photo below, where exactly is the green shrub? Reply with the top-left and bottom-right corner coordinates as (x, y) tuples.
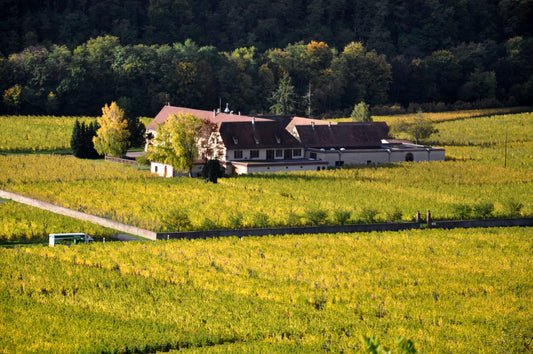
(360, 207), (379, 223)
(503, 198), (523, 218)
(162, 207), (191, 231)
(227, 213), (243, 229)
(385, 207), (403, 222)
(472, 201), (494, 219)
(305, 209), (329, 225)
(333, 209), (352, 225)
(251, 212), (269, 228)
(452, 204), (472, 220)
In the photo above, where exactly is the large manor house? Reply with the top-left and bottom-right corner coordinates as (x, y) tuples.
(146, 105), (445, 177)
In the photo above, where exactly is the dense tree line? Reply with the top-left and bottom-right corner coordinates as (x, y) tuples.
(1, 0), (532, 117)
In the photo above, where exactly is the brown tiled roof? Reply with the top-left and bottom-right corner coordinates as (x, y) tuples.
(293, 122), (389, 149)
(147, 105), (271, 131)
(219, 120), (303, 150)
(284, 116), (336, 133)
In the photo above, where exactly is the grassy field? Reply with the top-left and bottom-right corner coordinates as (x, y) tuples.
(1, 227), (531, 353)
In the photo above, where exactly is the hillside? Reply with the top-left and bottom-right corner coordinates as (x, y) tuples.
(1, 1), (532, 116)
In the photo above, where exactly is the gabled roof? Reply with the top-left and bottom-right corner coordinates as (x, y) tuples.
(146, 105), (271, 131)
(218, 120), (302, 150)
(292, 122), (389, 149)
(285, 116), (336, 133)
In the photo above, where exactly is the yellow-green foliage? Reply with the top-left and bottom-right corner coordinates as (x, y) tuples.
(433, 112), (533, 146)
(1, 157), (531, 233)
(0, 110), (531, 237)
(374, 107), (529, 125)
(1, 227), (531, 352)
(0, 115), (152, 153)
(0, 115), (95, 152)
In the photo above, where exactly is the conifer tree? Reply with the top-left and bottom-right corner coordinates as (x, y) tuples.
(126, 115), (146, 148)
(269, 73), (298, 115)
(351, 101), (372, 122)
(71, 119), (84, 157)
(71, 119), (101, 158)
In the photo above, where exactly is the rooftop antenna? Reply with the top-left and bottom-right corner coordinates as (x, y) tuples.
(165, 93), (169, 106)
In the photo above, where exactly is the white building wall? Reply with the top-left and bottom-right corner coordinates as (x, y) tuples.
(308, 147), (445, 167)
(151, 162), (174, 177)
(231, 162), (328, 175)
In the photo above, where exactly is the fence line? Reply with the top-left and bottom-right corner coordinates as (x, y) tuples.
(157, 218), (532, 240)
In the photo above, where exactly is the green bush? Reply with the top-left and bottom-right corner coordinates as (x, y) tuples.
(452, 204), (472, 220)
(360, 207), (379, 223)
(503, 198), (523, 218)
(472, 202), (494, 219)
(333, 209), (352, 225)
(385, 207), (403, 222)
(162, 207), (191, 231)
(305, 209), (329, 225)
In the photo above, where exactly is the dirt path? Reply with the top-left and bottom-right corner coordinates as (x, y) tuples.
(0, 189), (156, 240)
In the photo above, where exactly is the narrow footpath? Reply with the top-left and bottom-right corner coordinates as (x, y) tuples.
(0, 189), (156, 240)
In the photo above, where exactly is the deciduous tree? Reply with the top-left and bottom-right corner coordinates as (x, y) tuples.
(93, 102), (130, 157)
(148, 112), (203, 177)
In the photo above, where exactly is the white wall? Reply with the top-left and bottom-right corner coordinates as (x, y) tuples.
(151, 162), (173, 177)
(307, 147), (445, 166)
(231, 162), (328, 174)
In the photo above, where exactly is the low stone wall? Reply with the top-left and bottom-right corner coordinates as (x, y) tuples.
(105, 156), (140, 166)
(157, 222), (420, 240)
(158, 218), (532, 240)
(0, 189), (157, 240)
(428, 218), (533, 229)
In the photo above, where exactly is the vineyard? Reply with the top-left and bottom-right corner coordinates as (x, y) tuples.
(1, 227), (531, 352)
(0, 110), (531, 352)
(0, 156), (531, 235)
(0, 111), (532, 238)
(0, 116), (152, 153)
(0, 199), (114, 242)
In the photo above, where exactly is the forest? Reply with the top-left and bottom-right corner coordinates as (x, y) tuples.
(1, 0), (532, 117)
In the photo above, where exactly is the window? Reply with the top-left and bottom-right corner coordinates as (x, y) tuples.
(266, 150), (274, 160)
(234, 150), (243, 159)
(310, 152), (317, 159)
(405, 153), (414, 162)
(250, 150), (259, 159)
(293, 149), (302, 157)
(275, 150), (283, 157)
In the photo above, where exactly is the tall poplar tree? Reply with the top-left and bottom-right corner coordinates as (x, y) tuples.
(269, 73), (298, 115)
(93, 102), (130, 157)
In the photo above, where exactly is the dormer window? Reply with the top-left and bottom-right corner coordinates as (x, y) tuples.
(275, 135), (281, 144)
(253, 135), (259, 144)
(232, 136), (238, 144)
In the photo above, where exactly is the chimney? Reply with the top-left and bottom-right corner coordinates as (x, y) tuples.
(252, 117), (256, 130)
(328, 121), (332, 129)
(311, 121), (315, 130)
